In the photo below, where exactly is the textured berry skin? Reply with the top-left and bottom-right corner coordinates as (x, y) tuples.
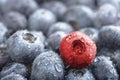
(91, 56), (119, 80)
(3, 11), (27, 31)
(30, 51), (64, 80)
(59, 31), (97, 68)
(7, 30), (45, 64)
(0, 63), (29, 78)
(1, 73), (27, 80)
(65, 69), (95, 80)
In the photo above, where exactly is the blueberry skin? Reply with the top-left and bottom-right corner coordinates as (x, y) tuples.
(7, 30), (45, 64)
(65, 69), (95, 80)
(62, 0), (96, 9)
(96, 0), (119, 10)
(91, 56), (119, 80)
(0, 22), (8, 44)
(97, 48), (114, 57)
(0, 63), (29, 78)
(94, 4), (118, 28)
(47, 22), (73, 36)
(29, 9), (56, 34)
(64, 5), (95, 30)
(42, 1), (67, 20)
(0, 50), (11, 70)
(98, 26), (120, 49)
(30, 51), (64, 80)
(47, 31), (67, 51)
(1, 73), (27, 80)
(3, 11), (27, 31)
(112, 50), (120, 75)
(80, 27), (98, 42)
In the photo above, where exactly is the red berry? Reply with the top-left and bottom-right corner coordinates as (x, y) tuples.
(59, 31), (97, 68)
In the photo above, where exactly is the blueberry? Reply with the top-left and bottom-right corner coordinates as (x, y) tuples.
(2, 0), (37, 16)
(47, 31), (67, 51)
(65, 69), (95, 80)
(80, 27), (98, 42)
(1, 73), (27, 80)
(0, 50), (11, 70)
(3, 11), (27, 31)
(98, 25), (120, 49)
(64, 5), (95, 30)
(62, 0), (96, 9)
(0, 0), (7, 14)
(0, 62), (29, 78)
(7, 30), (45, 64)
(0, 22), (8, 44)
(91, 56), (118, 80)
(47, 22), (73, 36)
(29, 9), (56, 34)
(94, 4), (118, 28)
(30, 51), (64, 80)
(111, 50), (120, 75)
(42, 1), (67, 20)
(97, 48), (114, 57)
(96, 0), (119, 10)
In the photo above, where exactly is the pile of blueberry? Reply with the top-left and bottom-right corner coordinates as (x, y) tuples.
(0, 0), (120, 80)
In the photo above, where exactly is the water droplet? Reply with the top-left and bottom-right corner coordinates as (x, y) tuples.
(54, 63), (63, 73)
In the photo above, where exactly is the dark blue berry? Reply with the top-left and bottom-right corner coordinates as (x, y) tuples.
(7, 30), (45, 64)
(0, 50), (11, 70)
(29, 9), (56, 34)
(96, 0), (119, 10)
(42, 1), (67, 20)
(64, 5), (95, 30)
(91, 56), (119, 80)
(94, 4), (118, 28)
(47, 31), (67, 51)
(65, 69), (95, 80)
(0, 62), (29, 78)
(3, 11), (27, 31)
(30, 51), (64, 80)
(1, 73), (27, 80)
(80, 27), (98, 42)
(47, 22), (73, 36)
(98, 26), (120, 49)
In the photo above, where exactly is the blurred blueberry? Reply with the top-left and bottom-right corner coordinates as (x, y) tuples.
(111, 50), (120, 75)
(47, 31), (67, 51)
(64, 5), (95, 30)
(91, 56), (119, 80)
(0, 22), (8, 44)
(0, 50), (11, 70)
(0, 0), (7, 14)
(2, 0), (38, 16)
(80, 27), (98, 42)
(25, 0), (39, 16)
(98, 25), (120, 50)
(95, 0), (119, 10)
(1, 73), (27, 80)
(42, 1), (67, 20)
(30, 51), (64, 80)
(65, 69), (95, 80)
(97, 48), (114, 57)
(47, 22), (73, 36)
(0, 63), (29, 78)
(29, 9), (56, 35)
(94, 4), (118, 28)
(3, 11), (27, 31)
(7, 30), (45, 64)
(62, 0), (96, 9)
